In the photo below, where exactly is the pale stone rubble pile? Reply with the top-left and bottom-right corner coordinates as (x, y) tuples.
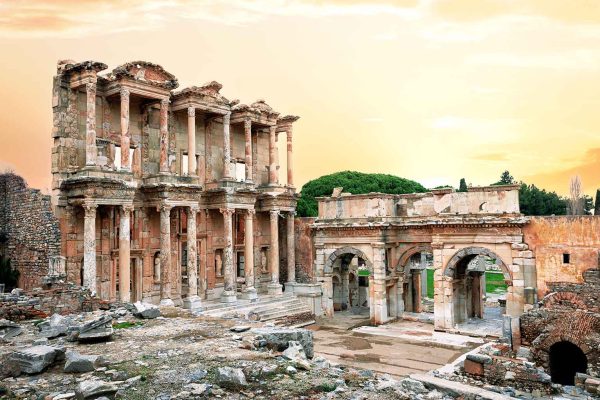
(0, 306), (476, 400)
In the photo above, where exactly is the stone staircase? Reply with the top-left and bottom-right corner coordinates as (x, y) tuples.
(195, 294), (314, 327)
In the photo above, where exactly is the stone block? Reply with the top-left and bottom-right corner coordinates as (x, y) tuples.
(463, 358), (484, 376)
(251, 327), (313, 358)
(11, 345), (64, 374)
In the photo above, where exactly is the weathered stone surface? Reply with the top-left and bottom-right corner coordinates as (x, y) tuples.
(11, 345), (64, 374)
(78, 314), (113, 341)
(215, 367), (248, 388)
(132, 302), (160, 319)
(38, 313), (71, 338)
(0, 319), (22, 340)
(251, 327), (313, 358)
(464, 358), (485, 376)
(75, 379), (118, 400)
(64, 350), (107, 373)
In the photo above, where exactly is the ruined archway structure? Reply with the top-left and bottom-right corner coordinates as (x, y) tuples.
(312, 186), (536, 330)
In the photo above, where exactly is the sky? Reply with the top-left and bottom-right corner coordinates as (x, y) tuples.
(1, 0), (600, 196)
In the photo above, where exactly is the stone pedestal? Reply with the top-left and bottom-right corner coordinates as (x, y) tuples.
(284, 281), (296, 296)
(241, 287), (258, 300)
(159, 298), (175, 307)
(182, 295), (202, 310)
(268, 283), (283, 296)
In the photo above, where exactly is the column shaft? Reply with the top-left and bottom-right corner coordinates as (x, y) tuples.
(242, 210), (257, 299)
(286, 128), (293, 186)
(85, 82), (97, 166)
(120, 88), (130, 170)
(268, 126), (278, 185)
(119, 205), (132, 302)
(268, 210), (282, 294)
(159, 98), (169, 173)
(244, 119), (252, 182)
(286, 212), (295, 285)
(220, 208), (236, 302)
(222, 112), (232, 179)
(187, 207), (198, 296)
(83, 203), (97, 294)
(159, 205), (173, 305)
(187, 107), (196, 175)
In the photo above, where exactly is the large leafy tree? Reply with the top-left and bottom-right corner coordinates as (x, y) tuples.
(297, 171), (427, 217)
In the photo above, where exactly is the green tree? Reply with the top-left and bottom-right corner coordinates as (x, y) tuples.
(0, 256), (20, 292)
(517, 183), (567, 216)
(595, 189), (600, 215)
(297, 171), (427, 217)
(492, 170), (515, 185)
(458, 178), (468, 192)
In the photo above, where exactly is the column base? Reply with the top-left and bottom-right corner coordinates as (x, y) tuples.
(284, 282), (296, 295)
(220, 290), (237, 303)
(267, 283), (283, 296)
(183, 295), (202, 310)
(159, 298), (175, 307)
(240, 287), (258, 300)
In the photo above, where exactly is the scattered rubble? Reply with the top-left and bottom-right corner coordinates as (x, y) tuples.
(132, 301), (160, 319)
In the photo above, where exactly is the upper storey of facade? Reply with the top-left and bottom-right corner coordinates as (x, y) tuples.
(315, 184), (528, 227)
(51, 59), (299, 207)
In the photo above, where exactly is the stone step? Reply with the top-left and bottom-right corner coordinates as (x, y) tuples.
(409, 374), (518, 400)
(260, 307), (312, 322)
(200, 295), (303, 318)
(199, 295), (285, 314)
(257, 303), (310, 319)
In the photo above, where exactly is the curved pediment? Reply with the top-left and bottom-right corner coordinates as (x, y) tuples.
(175, 81), (230, 106)
(111, 61), (179, 89)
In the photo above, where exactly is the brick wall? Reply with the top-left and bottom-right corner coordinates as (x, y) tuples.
(0, 173), (61, 291)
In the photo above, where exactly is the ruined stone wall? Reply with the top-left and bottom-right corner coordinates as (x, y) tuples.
(0, 173), (62, 291)
(522, 216), (600, 298)
(294, 217), (316, 283)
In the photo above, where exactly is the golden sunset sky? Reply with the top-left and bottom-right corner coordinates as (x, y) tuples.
(1, 0), (599, 195)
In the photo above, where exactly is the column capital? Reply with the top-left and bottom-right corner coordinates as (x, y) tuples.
(121, 204), (134, 213)
(157, 204), (172, 213)
(270, 209), (280, 218)
(245, 208), (256, 216)
(160, 98), (170, 107)
(83, 202), (97, 215)
(223, 112), (231, 123)
(244, 118), (251, 130)
(188, 107), (196, 118)
(86, 82), (97, 92)
(287, 211), (297, 217)
(219, 207), (235, 217)
(286, 127), (293, 140)
(120, 87), (130, 99)
(187, 204), (200, 214)
(269, 125), (277, 134)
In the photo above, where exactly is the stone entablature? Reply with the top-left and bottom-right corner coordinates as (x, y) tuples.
(316, 185), (520, 220)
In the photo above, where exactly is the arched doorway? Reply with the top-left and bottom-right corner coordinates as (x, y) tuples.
(549, 341), (587, 385)
(443, 247), (511, 328)
(324, 247), (372, 315)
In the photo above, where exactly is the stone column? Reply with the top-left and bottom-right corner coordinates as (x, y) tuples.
(83, 203), (97, 294)
(285, 211), (296, 293)
(119, 204), (133, 303)
(244, 118), (252, 182)
(268, 210), (282, 295)
(187, 107), (196, 175)
(286, 127), (293, 187)
(222, 112), (232, 179)
(371, 243), (388, 324)
(120, 88), (130, 170)
(159, 204), (174, 306)
(241, 209), (257, 300)
(85, 82), (97, 166)
(159, 98), (170, 173)
(268, 125), (278, 185)
(421, 253), (428, 299)
(220, 208), (236, 302)
(184, 206), (201, 309)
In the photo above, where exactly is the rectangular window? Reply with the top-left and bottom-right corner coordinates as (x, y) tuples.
(237, 253), (245, 278)
(235, 162), (245, 182)
(563, 253), (570, 264)
(182, 153), (189, 175)
(114, 146), (122, 170)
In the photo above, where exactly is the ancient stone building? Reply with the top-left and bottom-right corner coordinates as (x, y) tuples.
(0, 173), (62, 291)
(51, 60), (299, 307)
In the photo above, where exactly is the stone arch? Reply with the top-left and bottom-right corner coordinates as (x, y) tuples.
(543, 291), (587, 311)
(396, 244), (433, 277)
(324, 246), (373, 274)
(443, 246), (512, 284)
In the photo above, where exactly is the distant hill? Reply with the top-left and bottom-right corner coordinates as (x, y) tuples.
(297, 171), (428, 217)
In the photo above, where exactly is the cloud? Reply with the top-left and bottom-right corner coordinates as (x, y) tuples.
(466, 49), (600, 70)
(430, 0), (600, 25)
(0, 0), (423, 37)
(526, 147), (600, 195)
(470, 152), (509, 161)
